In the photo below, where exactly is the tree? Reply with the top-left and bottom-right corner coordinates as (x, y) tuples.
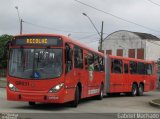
(0, 34), (13, 68)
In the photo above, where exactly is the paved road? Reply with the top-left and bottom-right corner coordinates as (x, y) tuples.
(0, 88), (160, 118)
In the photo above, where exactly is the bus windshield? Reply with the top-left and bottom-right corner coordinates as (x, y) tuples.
(9, 48), (62, 79)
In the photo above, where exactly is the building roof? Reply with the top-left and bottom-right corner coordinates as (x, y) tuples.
(133, 32), (160, 40)
(104, 30), (160, 41)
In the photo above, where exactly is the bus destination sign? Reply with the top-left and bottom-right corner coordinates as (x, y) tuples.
(12, 36), (63, 46)
(26, 38), (48, 44)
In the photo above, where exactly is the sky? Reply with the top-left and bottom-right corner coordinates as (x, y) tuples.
(1, 0), (160, 50)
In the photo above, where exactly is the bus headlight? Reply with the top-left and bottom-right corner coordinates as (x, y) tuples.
(49, 83), (64, 93)
(8, 83), (18, 92)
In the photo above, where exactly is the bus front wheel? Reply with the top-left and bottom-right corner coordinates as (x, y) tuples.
(70, 86), (80, 107)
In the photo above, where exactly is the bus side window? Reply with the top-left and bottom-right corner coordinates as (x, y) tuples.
(65, 44), (72, 73)
(84, 55), (88, 69)
(124, 64), (128, 74)
(99, 57), (104, 71)
(130, 61), (137, 74)
(146, 64), (153, 75)
(137, 62), (145, 75)
(87, 53), (94, 71)
(74, 46), (83, 69)
(94, 55), (100, 71)
(111, 59), (122, 73)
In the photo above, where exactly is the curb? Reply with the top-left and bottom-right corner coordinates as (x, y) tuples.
(149, 100), (160, 108)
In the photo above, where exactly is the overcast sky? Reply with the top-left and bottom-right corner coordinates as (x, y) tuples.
(1, 0), (160, 50)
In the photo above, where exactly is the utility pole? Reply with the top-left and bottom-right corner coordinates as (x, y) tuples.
(20, 19), (23, 34)
(100, 21), (104, 51)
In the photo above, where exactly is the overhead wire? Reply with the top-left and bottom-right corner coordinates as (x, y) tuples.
(147, 0), (160, 7)
(75, 0), (160, 34)
(75, 33), (97, 40)
(23, 21), (97, 34)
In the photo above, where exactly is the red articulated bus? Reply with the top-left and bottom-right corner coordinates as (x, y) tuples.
(6, 34), (105, 107)
(104, 55), (157, 96)
(5, 34), (156, 107)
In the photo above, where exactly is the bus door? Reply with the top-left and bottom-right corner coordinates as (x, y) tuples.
(123, 61), (130, 92)
(84, 52), (96, 97)
(110, 58), (124, 93)
(64, 43), (75, 101)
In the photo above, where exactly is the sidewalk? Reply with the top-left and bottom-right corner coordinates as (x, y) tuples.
(0, 77), (7, 88)
(149, 98), (160, 108)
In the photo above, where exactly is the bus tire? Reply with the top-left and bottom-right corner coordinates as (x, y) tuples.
(96, 84), (104, 100)
(29, 102), (35, 106)
(138, 84), (144, 96)
(131, 84), (138, 96)
(70, 86), (80, 107)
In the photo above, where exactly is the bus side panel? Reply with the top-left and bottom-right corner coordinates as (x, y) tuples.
(144, 63), (157, 92)
(109, 57), (124, 93)
(145, 63), (157, 91)
(152, 63), (157, 90)
(64, 69), (76, 102)
(110, 73), (124, 93)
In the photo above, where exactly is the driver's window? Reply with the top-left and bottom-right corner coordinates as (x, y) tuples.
(65, 43), (72, 73)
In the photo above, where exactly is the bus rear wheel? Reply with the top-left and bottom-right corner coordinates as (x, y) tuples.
(138, 84), (144, 96)
(29, 102), (35, 106)
(131, 84), (138, 96)
(70, 86), (80, 107)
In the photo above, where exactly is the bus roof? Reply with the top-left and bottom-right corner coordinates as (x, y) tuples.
(14, 33), (103, 56)
(108, 55), (155, 63)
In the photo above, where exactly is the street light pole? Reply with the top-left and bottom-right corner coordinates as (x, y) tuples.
(15, 6), (23, 34)
(82, 13), (104, 51)
(82, 13), (101, 37)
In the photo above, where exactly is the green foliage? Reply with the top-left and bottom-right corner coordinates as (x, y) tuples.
(0, 34), (13, 68)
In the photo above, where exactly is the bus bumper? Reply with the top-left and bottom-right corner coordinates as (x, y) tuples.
(6, 88), (66, 103)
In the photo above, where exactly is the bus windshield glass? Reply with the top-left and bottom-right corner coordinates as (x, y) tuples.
(9, 48), (62, 79)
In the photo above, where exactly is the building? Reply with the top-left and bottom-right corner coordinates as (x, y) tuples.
(102, 30), (160, 61)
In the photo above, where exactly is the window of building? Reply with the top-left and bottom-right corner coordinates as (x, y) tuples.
(129, 49), (135, 58)
(117, 49), (123, 56)
(106, 50), (112, 55)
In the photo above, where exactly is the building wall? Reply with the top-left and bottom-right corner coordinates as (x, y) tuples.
(103, 30), (160, 61)
(103, 31), (146, 58)
(145, 40), (160, 61)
